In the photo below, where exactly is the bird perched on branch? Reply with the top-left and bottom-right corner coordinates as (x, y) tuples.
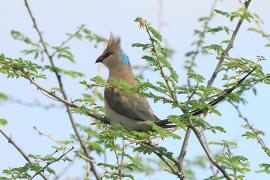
(96, 34), (161, 131)
(96, 34), (256, 131)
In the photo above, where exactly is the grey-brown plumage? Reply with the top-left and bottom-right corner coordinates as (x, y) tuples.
(96, 34), (159, 131)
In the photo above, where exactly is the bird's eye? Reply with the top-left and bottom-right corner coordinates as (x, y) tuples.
(103, 52), (112, 59)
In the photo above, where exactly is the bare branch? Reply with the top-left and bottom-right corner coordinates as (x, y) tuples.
(177, 128), (191, 172)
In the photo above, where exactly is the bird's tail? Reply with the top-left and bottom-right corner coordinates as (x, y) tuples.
(155, 67), (256, 129)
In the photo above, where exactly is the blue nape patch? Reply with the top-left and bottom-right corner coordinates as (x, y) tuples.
(120, 49), (131, 67)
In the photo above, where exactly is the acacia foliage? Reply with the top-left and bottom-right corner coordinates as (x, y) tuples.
(0, 1), (270, 179)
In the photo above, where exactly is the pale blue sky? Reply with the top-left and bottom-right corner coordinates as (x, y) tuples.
(0, 0), (270, 179)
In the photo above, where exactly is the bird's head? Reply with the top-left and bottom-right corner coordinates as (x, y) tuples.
(96, 34), (130, 70)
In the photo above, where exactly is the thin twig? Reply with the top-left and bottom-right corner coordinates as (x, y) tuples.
(207, 0), (252, 87)
(145, 24), (179, 107)
(53, 156), (76, 180)
(76, 151), (95, 163)
(120, 139), (125, 173)
(113, 139), (123, 180)
(7, 97), (62, 109)
(51, 24), (85, 58)
(0, 129), (48, 180)
(237, 0), (270, 43)
(177, 128), (191, 173)
(186, 0), (218, 87)
(29, 146), (74, 180)
(177, 83), (199, 173)
(202, 132), (217, 175)
(230, 102), (270, 158)
(33, 126), (69, 148)
(226, 145), (237, 179)
(145, 141), (184, 179)
(23, 73), (109, 124)
(157, 0), (165, 30)
(190, 125), (232, 180)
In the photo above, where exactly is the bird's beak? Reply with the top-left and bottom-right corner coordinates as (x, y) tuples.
(95, 56), (103, 63)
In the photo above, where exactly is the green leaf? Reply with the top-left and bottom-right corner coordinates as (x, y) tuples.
(0, 177), (9, 180)
(52, 46), (75, 63)
(256, 163), (270, 174)
(62, 70), (84, 78)
(248, 27), (263, 34)
(10, 30), (23, 39)
(188, 71), (205, 83)
(214, 9), (230, 17)
(10, 30), (37, 46)
(147, 121), (181, 139)
(207, 26), (223, 33)
(132, 43), (151, 50)
(167, 115), (186, 129)
(242, 130), (264, 139)
(209, 140), (237, 148)
(0, 54), (45, 79)
(0, 92), (8, 100)
(0, 118), (8, 126)
(44, 65), (84, 78)
(209, 126), (226, 133)
(134, 17), (142, 22)
(203, 44), (223, 54)
(230, 11), (241, 21)
(90, 76), (106, 85)
(240, 8), (252, 22)
(45, 167), (56, 175)
(148, 26), (162, 41)
(85, 141), (104, 154)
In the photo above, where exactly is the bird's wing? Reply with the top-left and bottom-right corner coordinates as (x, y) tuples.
(105, 87), (159, 122)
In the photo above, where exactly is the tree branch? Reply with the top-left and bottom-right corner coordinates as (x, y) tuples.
(0, 129), (48, 180)
(23, 1), (101, 179)
(180, 0), (219, 176)
(207, 0), (252, 87)
(51, 24), (85, 58)
(144, 141), (184, 179)
(177, 128), (191, 172)
(203, 0), (252, 175)
(29, 146), (74, 180)
(189, 125), (232, 180)
(23, 73), (109, 124)
(186, 0), (218, 87)
(230, 102), (270, 158)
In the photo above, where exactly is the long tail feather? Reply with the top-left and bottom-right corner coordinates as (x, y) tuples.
(156, 67), (256, 128)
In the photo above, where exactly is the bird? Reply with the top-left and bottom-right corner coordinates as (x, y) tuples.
(96, 34), (256, 131)
(95, 34), (162, 131)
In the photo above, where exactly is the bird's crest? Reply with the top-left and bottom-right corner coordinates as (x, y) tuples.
(106, 33), (121, 52)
